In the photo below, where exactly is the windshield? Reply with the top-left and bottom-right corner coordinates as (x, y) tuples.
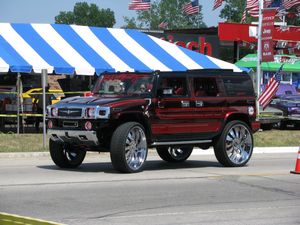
(92, 73), (154, 97)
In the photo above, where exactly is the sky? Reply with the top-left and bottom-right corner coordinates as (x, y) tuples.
(0, 0), (224, 28)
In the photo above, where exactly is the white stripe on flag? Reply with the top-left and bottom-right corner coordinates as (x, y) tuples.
(0, 57), (9, 72)
(148, 35), (202, 70)
(108, 28), (171, 71)
(71, 25), (134, 72)
(0, 23), (53, 74)
(259, 77), (279, 108)
(32, 24), (95, 75)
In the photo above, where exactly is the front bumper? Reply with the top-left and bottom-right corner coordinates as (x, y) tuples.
(48, 129), (99, 146)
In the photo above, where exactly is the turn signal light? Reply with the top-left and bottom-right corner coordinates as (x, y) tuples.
(85, 121), (92, 130)
(48, 120), (53, 129)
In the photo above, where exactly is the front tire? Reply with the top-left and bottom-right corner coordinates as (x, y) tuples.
(110, 122), (148, 173)
(214, 120), (253, 167)
(156, 146), (193, 162)
(49, 139), (86, 168)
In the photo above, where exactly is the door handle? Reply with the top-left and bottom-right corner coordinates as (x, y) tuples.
(195, 100), (204, 107)
(181, 100), (190, 108)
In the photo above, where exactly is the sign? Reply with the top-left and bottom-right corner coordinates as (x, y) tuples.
(261, 9), (277, 62)
(144, 31), (220, 57)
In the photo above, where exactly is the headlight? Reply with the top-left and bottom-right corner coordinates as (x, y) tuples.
(86, 107), (95, 118)
(51, 107), (58, 117)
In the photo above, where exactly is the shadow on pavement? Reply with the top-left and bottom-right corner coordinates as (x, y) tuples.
(37, 159), (221, 174)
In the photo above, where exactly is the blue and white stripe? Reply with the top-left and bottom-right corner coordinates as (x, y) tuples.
(0, 23), (242, 75)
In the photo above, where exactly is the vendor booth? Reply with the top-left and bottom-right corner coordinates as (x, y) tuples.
(235, 54), (300, 90)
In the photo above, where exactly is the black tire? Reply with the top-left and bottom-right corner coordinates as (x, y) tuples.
(156, 146), (193, 162)
(278, 120), (287, 129)
(260, 124), (273, 130)
(49, 139), (86, 168)
(110, 122), (148, 173)
(214, 120), (253, 167)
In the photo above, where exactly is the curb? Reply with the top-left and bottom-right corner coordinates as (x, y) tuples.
(0, 212), (64, 225)
(0, 147), (298, 158)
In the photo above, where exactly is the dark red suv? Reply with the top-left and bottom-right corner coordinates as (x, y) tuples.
(47, 69), (260, 173)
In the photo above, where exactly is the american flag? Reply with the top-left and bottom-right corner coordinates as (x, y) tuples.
(246, 0), (259, 17)
(241, 10), (247, 23)
(283, 0), (300, 10)
(258, 64), (284, 110)
(245, 0), (274, 17)
(128, 0), (151, 10)
(158, 21), (168, 29)
(213, 0), (223, 10)
(183, 0), (199, 15)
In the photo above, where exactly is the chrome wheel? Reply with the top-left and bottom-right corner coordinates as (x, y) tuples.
(225, 124), (253, 165)
(49, 140), (86, 168)
(156, 146), (193, 162)
(125, 126), (147, 171)
(110, 122), (148, 173)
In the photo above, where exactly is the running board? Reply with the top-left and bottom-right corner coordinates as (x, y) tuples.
(151, 140), (212, 146)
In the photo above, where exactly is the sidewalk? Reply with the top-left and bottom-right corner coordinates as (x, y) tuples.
(0, 147), (298, 158)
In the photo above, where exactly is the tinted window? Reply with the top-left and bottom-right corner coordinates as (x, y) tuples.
(223, 76), (254, 96)
(193, 77), (219, 97)
(158, 77), (187, 96)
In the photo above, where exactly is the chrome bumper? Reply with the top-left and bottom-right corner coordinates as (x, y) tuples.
(48, 129), (99, 146)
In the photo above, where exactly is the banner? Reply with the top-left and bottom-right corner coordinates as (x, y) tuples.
(261, 9), (277, 62)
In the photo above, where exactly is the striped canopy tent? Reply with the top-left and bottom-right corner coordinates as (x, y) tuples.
(0, 23), (242, 144)
(0, 23), (242, 75)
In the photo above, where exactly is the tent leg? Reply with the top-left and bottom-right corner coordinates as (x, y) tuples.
(17, 73), (20, 135)
(42, 69), (47, 149)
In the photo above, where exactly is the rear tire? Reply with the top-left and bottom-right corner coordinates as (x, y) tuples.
(49, 139), (86, 168)
(214, 120), (253, 167)
(110, 122), (148, 173)
(156, 146), (193, 162)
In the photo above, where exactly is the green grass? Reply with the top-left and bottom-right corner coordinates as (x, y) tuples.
(0, 130), (299, 152)
(254, 130), (300, 147)
(0, 133), (49, 152)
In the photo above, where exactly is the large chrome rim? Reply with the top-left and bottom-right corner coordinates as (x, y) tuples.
(168, 147), (188, 160)
(225, 124), (253, 165)
(63, 146), (79, 162)
(125, 126), (147, 171)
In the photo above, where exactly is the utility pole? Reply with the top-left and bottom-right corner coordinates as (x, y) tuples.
(256, 0), (263, 116)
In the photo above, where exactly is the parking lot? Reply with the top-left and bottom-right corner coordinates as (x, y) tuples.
(0, 150), (299, 225)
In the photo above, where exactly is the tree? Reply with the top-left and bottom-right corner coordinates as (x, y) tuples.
(219, 0), (246, 23)
(55, 2), (116, 27)
(220, 0), (300, 26)
(123, 0), (206, 29)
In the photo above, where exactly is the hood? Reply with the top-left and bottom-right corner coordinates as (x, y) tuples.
(279, 95), (300, 101)
(54, 96), (121, 107)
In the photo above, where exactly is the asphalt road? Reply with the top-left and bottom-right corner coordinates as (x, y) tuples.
(0, 151), (299, 225)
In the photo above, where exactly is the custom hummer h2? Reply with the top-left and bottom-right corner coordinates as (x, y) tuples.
(47, 70), (260, 173)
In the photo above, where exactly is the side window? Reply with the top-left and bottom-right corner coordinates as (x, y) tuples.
(193, 77), (219, 97)
(223, 76), (254, 96)
(158, 77), (187, 97)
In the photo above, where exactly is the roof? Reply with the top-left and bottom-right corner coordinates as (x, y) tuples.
(235, 54), (300, 72)
(0, 23), (242, 76)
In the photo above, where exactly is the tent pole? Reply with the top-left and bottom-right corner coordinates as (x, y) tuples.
(256, 0), (263, 117)
(42, 69), (47, 149)
(17, 73), (21, 134)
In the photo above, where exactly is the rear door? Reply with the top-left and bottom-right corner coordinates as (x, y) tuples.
(190, 75), (226, 135)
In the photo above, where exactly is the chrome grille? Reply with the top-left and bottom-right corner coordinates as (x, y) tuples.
(58, 108), (82, 117)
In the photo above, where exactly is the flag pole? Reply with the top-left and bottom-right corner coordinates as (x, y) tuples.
(256, 0), (263, 116)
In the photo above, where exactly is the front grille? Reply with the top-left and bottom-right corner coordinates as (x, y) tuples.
(58, 108), (82, 117)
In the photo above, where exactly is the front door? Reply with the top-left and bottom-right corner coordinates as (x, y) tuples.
(151, 74), (197, 142)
